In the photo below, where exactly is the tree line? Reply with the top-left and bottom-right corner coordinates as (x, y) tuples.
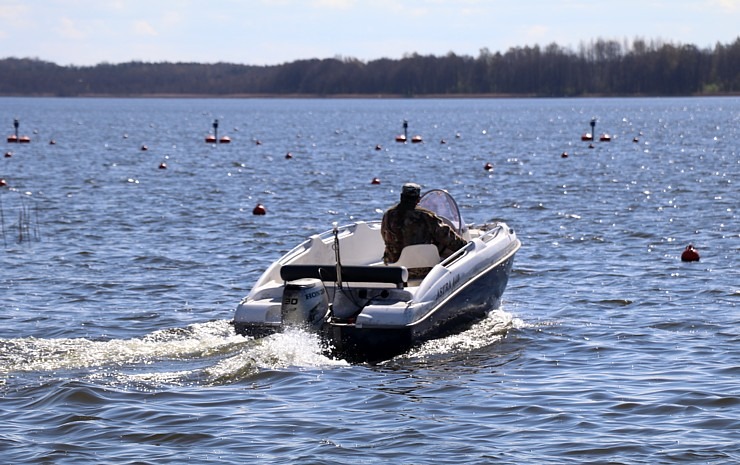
(1, 37), (738, 97)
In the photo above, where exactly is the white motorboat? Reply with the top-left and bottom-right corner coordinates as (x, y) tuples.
(233, 189), (521, 362)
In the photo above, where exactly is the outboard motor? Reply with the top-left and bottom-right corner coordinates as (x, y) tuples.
(281, 278), (329, 328)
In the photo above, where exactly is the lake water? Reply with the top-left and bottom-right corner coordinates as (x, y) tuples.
(1, 96), (738, 464)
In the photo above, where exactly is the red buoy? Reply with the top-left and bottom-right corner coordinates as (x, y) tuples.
(252, 203), (267, 215)
(681, 245), (700, 262)
(0, 178), (7, 187)
(371, 177), (381, 185)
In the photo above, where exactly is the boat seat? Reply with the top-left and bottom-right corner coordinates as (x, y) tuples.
(280, 264), (409, 287)
(388, 244), (440, 270)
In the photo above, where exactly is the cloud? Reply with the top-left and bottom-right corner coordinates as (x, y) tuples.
(57, 17), (86, 40)
(525, 25), (550, 41)
(133, 20), (158, 36)
(709, 0), (739, 10)
(312, 0), (355, 8)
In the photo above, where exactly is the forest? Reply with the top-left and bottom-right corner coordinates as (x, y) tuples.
(1, 37), (738, 97)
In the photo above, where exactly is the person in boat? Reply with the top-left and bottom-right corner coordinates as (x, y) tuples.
(381, 183), (467, 274)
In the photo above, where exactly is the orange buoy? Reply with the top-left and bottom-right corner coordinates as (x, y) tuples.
(484, 162), (493, 171)
(681, 245), (700, 262)
(252, 203), (267, 215)
(205, 135), (216, 143)
(371, 177), (381, 185)
(158, 162), (167, 169)
(219, 136), (231, 144)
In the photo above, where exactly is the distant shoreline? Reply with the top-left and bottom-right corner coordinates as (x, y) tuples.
(2, 92), (738, 99)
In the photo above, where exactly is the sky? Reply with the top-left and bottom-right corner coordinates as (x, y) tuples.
(1, 0), (738, 67)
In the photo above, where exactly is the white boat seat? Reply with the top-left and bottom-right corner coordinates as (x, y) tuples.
(389, 244), (440, 269)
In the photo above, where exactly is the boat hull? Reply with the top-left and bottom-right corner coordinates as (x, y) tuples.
(326, 253), (515, 362)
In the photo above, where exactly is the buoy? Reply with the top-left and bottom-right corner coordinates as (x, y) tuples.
(158, 162), (167, 169)
(371, 177), (381, 185)
(633, 137), (639, 143)
(561, 152), (569, 158)
(285, 152), (293, 159)
(411, 135), (423, 143)
(49, 139), (56, 145)
(205, 135), (216, 143)
(375, 144), (382, 151)
(681, 245), (700, 262)
(252, 203), (267, 215)
(219, 136), (231, 144)
(4, 151), (11, 158)
(588, 143), (595, 149)
(140, 144), (148, 151)
(0, 178), (7, 187)
(440, 139), (446, 144)
(484, 162), (494, 171)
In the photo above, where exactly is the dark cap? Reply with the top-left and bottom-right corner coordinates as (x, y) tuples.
(401, 182), (421, 198)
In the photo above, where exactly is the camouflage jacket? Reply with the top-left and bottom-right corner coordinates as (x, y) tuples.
(381, 204), (467, 264)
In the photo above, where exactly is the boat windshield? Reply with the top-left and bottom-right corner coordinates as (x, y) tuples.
(419, 189), (464, 235)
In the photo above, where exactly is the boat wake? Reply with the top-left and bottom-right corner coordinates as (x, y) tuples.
(0, 320), (344, 389)
(0, 310), (518, 389)
(400, 309), (517, 361)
